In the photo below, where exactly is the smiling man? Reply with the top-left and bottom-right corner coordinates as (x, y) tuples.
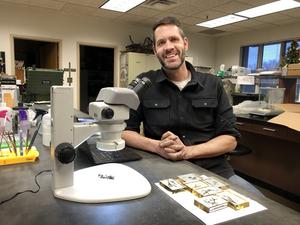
(154, 23), (187, 72)
(122, 17), (262, 196)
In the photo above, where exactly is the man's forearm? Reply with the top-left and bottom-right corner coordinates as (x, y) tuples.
(122, 130), (159, 153)
(182, 135), (237, 159)
(122, 131), (237, 161)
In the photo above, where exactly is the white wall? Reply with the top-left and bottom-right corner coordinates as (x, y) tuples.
(0, 2), (215, 108)
(187, 34), (215, 68)
(215, 22), (300, 70)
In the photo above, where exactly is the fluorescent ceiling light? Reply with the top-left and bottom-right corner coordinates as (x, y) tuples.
(196, 15), (247, 28)
(235, 0), (300, 18)
(100, 0), (146, 13)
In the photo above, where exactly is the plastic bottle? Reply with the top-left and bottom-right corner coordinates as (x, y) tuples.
(42, 109), (51, 147)
(0, 102), (13, 133)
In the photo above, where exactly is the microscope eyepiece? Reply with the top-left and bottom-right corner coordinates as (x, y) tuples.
(128, 77), (151, 99)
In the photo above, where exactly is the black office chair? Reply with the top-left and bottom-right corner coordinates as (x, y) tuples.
(230, 144), (252, 156)
(226, 144), (252, 160)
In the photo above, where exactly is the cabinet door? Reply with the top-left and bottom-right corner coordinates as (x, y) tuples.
(145, 54), (160, 71)
(127, 52), (146, 83)
(126, 52), (161, 84)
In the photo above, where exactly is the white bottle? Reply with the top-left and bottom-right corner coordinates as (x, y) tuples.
(42, 109), (51, 147)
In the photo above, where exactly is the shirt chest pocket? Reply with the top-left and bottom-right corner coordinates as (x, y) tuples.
(192, 98), (217, 108)
(191, 98), (218, 125)
(143, 99), (170, 126)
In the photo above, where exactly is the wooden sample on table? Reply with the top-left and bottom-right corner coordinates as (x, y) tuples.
(159, 178), (186, 193)
(194, 195), (228, 213)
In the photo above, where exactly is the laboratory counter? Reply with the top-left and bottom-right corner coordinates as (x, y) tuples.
(0, 133), (300, 225)
(235, 113), (300, 143)
(232, 114), (300, 199)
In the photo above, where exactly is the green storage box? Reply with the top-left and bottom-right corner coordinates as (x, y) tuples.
(25, 68), (64, 101)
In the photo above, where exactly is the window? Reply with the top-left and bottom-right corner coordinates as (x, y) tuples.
(247, 46), (259, 72)
(241, 38), (300, 72)
(241, 45), (259, 73)
(262, 43), (281, 70)
(295, 78), (300, 102)
(285, 40), (300, 54)
(241, 39), (300, 103)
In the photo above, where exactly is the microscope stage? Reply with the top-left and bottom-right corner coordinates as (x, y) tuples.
(54, 163), (151, 203)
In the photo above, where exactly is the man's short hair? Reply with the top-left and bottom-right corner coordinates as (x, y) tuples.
(152, 17), (186, 44)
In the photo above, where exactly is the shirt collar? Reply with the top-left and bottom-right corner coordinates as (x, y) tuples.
(155, 61), (205, 89)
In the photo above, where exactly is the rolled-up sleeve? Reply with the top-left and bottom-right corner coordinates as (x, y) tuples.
(215, 79), (241, 139)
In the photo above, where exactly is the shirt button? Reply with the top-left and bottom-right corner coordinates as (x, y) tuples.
(204, 102), (207, 106)
(154, 103), (158, 107)
(182, 135), (186, 139)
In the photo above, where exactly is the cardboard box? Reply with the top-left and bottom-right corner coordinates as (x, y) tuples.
(1, 84), (19, 108)
(269, 104), (300, 132)
(15, 68), (25, 84)
(287, 63), (300, 76)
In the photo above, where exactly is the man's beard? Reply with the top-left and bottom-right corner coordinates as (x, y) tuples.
(158, 51), (186, 71)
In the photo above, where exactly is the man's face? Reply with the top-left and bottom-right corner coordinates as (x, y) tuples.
(153, 24), (188, 71)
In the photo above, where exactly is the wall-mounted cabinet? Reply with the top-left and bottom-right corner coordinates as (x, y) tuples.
(119, 52), (195, 87)
(120, 52), (160, 87)
(254, 75), (300, 103)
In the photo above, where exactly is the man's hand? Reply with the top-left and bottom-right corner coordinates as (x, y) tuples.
(156, 131), (186, 161)
(123, 130), (237, 161)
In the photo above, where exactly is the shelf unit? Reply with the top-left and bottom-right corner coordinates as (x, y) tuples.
(254, 75), (300, 103)
(278, 76), (300, 103)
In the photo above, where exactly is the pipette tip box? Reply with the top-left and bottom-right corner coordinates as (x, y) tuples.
(0, 146), (39, 165)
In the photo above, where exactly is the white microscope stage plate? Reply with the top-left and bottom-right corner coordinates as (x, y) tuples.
(54, 163), (151, 203)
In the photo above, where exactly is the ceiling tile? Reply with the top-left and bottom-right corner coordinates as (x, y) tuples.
(29, 0), (65, 10)
(2, 0), (300, 36)
(182, 16), (204, 25)
(1, 0), (30, 4)
(169, 4), (205, 16)
(233, 27), (252, 33)
(217, 24), (241, 31)
(255, 13), (294, 23)
(213, 1), (252, 14)
(236, 0), (275, 7)
(142, 0), (183, 11)
(151, 12), (185, 21)
(185, 24), (211, 33)
(193, 9), (226, 21)
(280, 7), (300, 18)
(66, 0), (105, 7)
(271, 17), (300, 26)
(234, 19), (265, 28)
(187, 0), (233, 9)
(93, 8), (122, 19)
(129, 6), (160, 17)
(61, 3), (97, 16)
(251, 22), (277, 30)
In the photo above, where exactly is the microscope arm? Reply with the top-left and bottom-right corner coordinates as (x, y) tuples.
(73, 123), (101, 149)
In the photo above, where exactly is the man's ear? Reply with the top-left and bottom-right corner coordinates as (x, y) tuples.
(152, 45), (157, 55)
(184, 37), (189, 51)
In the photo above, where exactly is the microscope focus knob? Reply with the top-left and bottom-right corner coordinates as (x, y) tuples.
(55, 143), (76, 164)
(101, 107), (114, 119)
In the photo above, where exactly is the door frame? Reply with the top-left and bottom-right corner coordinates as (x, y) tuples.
(10, 34), (62, 74)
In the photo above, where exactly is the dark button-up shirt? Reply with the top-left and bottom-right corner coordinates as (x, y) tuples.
(125, 62), (240, 178)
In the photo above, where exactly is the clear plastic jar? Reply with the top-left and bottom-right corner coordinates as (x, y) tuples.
(42, 109), (51, 147)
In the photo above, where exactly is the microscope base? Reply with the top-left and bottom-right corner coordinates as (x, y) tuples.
(53, 163), (151, 203)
